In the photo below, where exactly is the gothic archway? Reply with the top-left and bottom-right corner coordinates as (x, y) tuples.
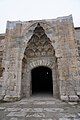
(21, 23), (59, 98)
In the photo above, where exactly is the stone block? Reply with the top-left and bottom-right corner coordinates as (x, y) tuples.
(69, 95), (79, 101)
(60, 95), (69, 101)
(0, 95), (4, 100)
(3, 95), (20, 101)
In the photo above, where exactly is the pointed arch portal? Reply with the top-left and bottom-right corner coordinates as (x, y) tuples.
(21, 23), (59, 98)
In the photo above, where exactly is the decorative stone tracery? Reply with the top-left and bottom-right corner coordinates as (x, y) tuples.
(24, 23), (55, 58)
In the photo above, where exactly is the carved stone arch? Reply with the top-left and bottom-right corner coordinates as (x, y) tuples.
(21, 23), (59, 98)
(27, 59), (54, 71)
(21, 58), (59, 98)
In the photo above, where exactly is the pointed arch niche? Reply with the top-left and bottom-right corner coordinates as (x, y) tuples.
(21, 23), (59, 98)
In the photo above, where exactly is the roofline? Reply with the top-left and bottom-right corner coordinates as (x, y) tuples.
(75, 27), (80, 30)
(0, 33), (5, 39)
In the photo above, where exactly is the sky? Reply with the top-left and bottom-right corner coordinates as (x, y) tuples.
(0, 0), (80, 33)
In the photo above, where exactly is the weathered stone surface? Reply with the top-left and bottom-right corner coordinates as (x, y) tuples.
(0, 15), (80, 102)
(5, 108), (21, 112)
(0, 107), (5, 110)
(7, 111), (27, 117)
(26, 113), (45, 117)
(60, 95), (69, 101)
(69, 95), (79, 101)
(10, 118), (18, 120)
(0, 97), (80, 120)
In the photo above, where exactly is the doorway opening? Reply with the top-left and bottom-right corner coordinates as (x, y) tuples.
(31, 66), (53, 96)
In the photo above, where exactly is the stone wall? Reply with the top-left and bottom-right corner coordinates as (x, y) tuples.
(0, 15), (80, 101)
(0, 34), (5, 100)
(74, 28), (80, 100)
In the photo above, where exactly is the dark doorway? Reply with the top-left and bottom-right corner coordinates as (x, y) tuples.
(31, 66), (53, 96)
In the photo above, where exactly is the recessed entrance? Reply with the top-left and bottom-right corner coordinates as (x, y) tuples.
(21, 23), (59, 98)
(31, 66), (53, 96)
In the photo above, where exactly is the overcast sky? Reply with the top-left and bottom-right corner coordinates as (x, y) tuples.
(0, 0), (80, 33)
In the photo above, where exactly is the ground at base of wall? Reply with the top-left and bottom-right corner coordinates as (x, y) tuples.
(1, 94), (80, 102)
(0, 96), (80, 120)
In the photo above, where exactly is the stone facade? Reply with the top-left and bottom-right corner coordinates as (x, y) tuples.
(0, 15), (80, 101)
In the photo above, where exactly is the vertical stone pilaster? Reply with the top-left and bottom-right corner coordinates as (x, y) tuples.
(3, 47), (21, 101)
(56, 15), (80, 101)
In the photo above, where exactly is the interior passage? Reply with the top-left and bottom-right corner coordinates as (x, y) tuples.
(31, 66), (53, 95)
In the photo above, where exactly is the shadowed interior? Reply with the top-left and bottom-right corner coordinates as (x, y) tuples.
(31, 66), (53, 95)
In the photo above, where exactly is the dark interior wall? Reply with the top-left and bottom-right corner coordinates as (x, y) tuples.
(31, 66), (53, 95)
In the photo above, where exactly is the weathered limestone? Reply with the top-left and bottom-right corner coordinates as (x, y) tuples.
(0, 34), (5, 100)
(0, 15), (80, 101)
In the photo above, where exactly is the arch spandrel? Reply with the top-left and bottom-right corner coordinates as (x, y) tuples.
(23, 22), (55, 45)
